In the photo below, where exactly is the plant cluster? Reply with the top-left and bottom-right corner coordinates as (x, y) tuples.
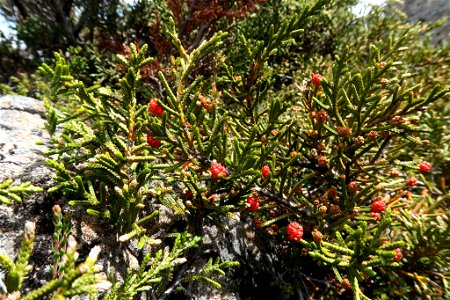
(0, 0), (449, 299)
(0, 206), (109, 299)
(0, 180), (42, 205)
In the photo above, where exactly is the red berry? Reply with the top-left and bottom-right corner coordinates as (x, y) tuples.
(210, 161), (227, 180)
(337, 126), (352, 137)
(390, 116), (405, 126)
(149, 98), (164, 116)
(208, 195), (217, 204)
(312, 230), (323, 243)
(246, 196), (260, 212)
(370, 212), (381, 221)
(406, 177), (418, 187)
(367, 130), (378, 141)
(319, 206), (327, 214)
(253, 218), (262, 228)
(261, 165), (270, 178)
(147, 134), (161, 148)
(311, 73), (322, 87)
(371, 199), (386, 213)
(392, 248), (402, 262)
(348, 181), (359, 194)
(418, 160), (432, 173)
(286, 222), (303, 242)
(317, 156), (328, 167)
(330, 204), (341, 214)
(327, 187), (337, 199)
(316, 109), (328, 124)
(342, 278), (352, 290)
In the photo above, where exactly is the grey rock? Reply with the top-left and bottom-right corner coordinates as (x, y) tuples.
(0, 95), (57, 293)
(0, 95), (53, 183)
(0, 95), (54, 260)
(403, 0), (450, 43)
(203, 214), (262, 263)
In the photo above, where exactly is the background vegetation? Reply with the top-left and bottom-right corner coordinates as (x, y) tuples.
(0, 0), (449, 299)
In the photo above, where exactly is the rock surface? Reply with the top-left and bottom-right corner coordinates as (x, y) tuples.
(0, 95), (55, 259)
(0, 95), (52, 183)
(404, 0), (450, 43)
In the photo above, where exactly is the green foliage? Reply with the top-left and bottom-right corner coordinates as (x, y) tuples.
(0, 34), (30, 85)
(183, 257), (240, 289)
(0, 221), (35, 293)
(0, 207), (109, 299)
(391, 193), (450, 299)
(63, 44), (122, 87)
(21, 241), (108, 300)
(1, 0), (449, 299)
(0, 179), (43, 204)
(40, 32), (239, 298)
(20, 242), (108, 300)
(40, 0), (449, 297)
(105, 233), (201, 299)
(306, 210), (405, 299)
(50, 205), (72, 286)
(40, 45), (156, 234)
(0, 72), (50, 98)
